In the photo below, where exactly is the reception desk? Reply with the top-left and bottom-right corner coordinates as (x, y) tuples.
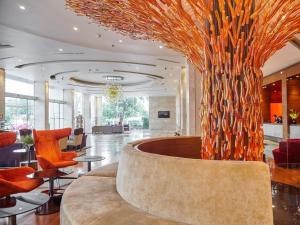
(290, 125), (300, 138)
(263, 123), (283, 138)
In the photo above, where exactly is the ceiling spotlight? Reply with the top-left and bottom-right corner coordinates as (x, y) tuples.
(296, 76), (299, 78)
(58, 48), (63, 52)
(280, 71), (283, 74)
(159, 45), (164, 49)
(118, 39), (123, 43)
(19, 5), (26, 10)
(73, 26), (79, 31)
(272, 83), (276, 86)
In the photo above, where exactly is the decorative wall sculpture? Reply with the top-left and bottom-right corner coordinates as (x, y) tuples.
(66, 0), (300, 161)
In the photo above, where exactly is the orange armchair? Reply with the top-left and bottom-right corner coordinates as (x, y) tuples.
(0, 167), (43, 198)
(33, 128), (78, 170)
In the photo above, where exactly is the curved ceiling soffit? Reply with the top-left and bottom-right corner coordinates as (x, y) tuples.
(50, 70), (79, 80)
(69, 77), (153, 87)
(50, 69), (163, 81)
(15, 59), (157, 69)
(113, 70), (164, 79)
(0, 56), (15, 61)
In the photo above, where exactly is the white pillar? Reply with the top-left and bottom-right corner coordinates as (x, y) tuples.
(0, 69), (5, 122)
(185, 62), (202, 136)
(96, 96), (102, 125)
(63, 89), (74, 128)
(83, 93), (91, 133)
(34, 81), (49, 130)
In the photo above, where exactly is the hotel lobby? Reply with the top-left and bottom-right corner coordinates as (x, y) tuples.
(0, 0), (300, 225)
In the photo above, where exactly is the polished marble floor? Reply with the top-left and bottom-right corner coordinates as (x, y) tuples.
(0, 130), (299, 225)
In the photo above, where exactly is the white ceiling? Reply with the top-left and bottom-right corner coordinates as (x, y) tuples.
(0, 0), (299, 96)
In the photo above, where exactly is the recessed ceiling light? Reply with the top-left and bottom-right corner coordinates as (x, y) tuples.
(19, 5), (26, 10)
(272, 83), (276, 86)
(280, 71), (283, 74)
(58, 48), (63, 52)
(159, 45), (163, 49)
(118, 39), (123, 43)
(73, 26), (79, 31)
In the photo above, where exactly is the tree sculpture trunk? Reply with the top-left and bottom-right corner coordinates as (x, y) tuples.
(200, 66), (264, 160)
(200, 0), (263, 160)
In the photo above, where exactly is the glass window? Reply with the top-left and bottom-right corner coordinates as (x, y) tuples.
(5, 97), (34, 130)
(49, 102), (64, 129)
(49, 88), (63, 101)
(5, 78), (34, 96)
(74, 92), (83, 116)
(49, 88), (65, 129)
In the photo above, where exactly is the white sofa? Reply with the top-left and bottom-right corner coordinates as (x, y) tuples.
(61, 138), (273, 225)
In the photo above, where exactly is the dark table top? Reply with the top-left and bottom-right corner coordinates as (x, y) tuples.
(74, 155), (105, 162)
(27, 169), (71, 179)
(0, 193), (49, 218)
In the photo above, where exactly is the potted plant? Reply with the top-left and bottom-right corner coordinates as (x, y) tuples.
(289, 109), (299, 124)
(23, 135), (34, 163)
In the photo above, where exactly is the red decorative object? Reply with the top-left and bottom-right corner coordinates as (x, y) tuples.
(66, 0), (300, 160)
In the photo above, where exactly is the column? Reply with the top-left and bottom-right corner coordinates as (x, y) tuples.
(282, 77), (289, 139)
(0, 69), (5, 122)
(83, 93), (91, 133)
(34, 81), (49, 130)
(63, 89), (74, 128)
(95, 96), (102, 125)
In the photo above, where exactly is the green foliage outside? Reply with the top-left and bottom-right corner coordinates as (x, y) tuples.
(102, 96), (149, 129)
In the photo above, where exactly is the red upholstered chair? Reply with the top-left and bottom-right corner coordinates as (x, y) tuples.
(0, 132), (16, 148)
(273, 139), (300, 166)
(33, 128), (78, 170)
(0, 167), (43, 198)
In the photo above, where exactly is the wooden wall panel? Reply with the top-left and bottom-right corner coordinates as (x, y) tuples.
(287, 75), (300, 124)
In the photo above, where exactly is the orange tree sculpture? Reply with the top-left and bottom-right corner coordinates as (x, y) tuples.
(66, 0), (300, 161)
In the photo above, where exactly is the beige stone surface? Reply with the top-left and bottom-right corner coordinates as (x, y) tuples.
(61, 176), (187, 225)
(149, 96), (176, 132)
(117, 143), (274, 225)
(85, 162), (118, 177)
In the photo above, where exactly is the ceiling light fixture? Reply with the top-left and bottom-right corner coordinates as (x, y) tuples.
(159, 45), (163, 49)
(59, 48), (63, 52)
(118, 39), (123, 43)
(73, 26), (79, 31)
(105, 75), (124, 81)
(19, 5), (26, 10)
(280, 71), (283, 74)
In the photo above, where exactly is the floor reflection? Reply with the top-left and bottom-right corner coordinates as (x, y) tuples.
(272, 182), (300, 225)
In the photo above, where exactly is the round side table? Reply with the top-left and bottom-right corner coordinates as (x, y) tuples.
(0, 193), (49, 225)
(75, 156), (105, 172)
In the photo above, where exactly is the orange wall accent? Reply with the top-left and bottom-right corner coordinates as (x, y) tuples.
(270, 103), (282, 123)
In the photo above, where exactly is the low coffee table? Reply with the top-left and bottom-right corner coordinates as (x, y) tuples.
(0, 193), (49, 225)
(75, 155), (105, 172)
(27, 169), (71, 215)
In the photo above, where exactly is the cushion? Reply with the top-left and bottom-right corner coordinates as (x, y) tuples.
(61, 176), (187, 225)
(85, 162), (118, 177)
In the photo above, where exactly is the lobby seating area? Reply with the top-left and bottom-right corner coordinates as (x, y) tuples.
(0, 1), (300, 225)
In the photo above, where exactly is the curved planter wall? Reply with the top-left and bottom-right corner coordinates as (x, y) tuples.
(117, 137), (273, 225)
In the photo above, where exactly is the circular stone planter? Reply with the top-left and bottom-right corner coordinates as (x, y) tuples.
(117, 137), (273, 225)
